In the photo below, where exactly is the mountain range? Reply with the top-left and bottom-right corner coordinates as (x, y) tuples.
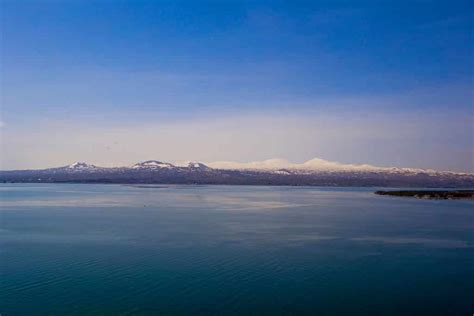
(1, 158), (472, 187)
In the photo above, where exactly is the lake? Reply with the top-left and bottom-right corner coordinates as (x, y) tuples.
(1, 184), (473, 315)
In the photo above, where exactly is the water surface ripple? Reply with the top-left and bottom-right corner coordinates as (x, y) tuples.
(1, 184), (473, 315)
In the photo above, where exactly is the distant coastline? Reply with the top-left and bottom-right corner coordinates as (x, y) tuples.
(1, 160), (473, 188)
(375, 190), (474, 200)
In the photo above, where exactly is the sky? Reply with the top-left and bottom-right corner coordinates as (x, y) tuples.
(1, 0), (473, 171)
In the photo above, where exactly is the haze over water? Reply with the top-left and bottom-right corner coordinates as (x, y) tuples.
(1, 184), (473, 315)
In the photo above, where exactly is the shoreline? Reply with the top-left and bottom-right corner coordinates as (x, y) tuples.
(375, 190), (474, 200)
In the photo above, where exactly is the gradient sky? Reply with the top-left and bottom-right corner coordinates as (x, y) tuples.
(1, 0), (473, 171)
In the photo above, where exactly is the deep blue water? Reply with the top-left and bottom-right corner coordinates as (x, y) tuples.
(1, 184), (473, 315)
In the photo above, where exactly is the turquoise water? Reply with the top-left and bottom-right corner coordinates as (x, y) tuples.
(1, 184), (473, 315)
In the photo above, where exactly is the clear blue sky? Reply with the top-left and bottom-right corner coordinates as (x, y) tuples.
(1, 0), (473, 171)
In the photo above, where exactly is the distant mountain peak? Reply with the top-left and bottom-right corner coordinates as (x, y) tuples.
(206, 157), (461, 175)
(132, 160), (175, 169)
(186, 162), (211, 170)
(2, 157), (472, 187)
(48, 158), (466, 175)
(67, 162), (97, 169)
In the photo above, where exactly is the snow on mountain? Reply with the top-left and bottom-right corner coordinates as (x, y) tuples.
(2, 158), (472, 187)
(206, 157), (460, 175)
(173, 161), (211, 170)
(187, 162), (211, 170)
(45, 158), (468, 176)
(61, 160), (212, 172)
(205, 158), (372, 172)
(66, 162), (99, 170)
(132, 160), (175, 169)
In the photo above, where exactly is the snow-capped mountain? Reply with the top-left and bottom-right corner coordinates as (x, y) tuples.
(130, 160), (211, 171)
(1, 157), (472, 187)
(185, 162), (212, 170)
(55, 158), (459, 176)
(132, 160), (176, 169)
(206, 158), (457, 175)
(65, 162), (99, 170)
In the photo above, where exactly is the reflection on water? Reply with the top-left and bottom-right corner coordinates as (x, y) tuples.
(1, 184), (473, 315)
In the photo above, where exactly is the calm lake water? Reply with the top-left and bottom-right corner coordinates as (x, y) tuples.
(1, 184), (473, 315)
